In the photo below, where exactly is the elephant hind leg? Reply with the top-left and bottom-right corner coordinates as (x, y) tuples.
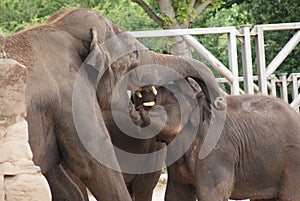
(63, 166), (89, 201)
(45, 164), (86, 201)
(280, 154), (300, 201)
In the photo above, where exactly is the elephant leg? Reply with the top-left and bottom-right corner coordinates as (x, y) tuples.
(45, 164), (86, 201)
(165, 179), (196, 201)
(63, 166), (89, 201)
(132, 171), (162, 201)
(280, 151), (300, 201)
(56, 125), (131, 201)
(195, 153), (235, 201)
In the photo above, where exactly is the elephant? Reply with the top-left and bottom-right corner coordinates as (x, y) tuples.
(130, 82), (300, 201)
(4, 8), (226, 201)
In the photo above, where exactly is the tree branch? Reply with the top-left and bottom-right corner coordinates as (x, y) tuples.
(189, 0), (196, 12)
(131, 0), (165, 27)
(194, 0), (216, 15)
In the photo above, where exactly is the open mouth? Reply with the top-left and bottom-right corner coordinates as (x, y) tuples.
(135, 101), (156, 110)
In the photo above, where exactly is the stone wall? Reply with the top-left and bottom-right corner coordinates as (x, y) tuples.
(0, 59), (51, 201)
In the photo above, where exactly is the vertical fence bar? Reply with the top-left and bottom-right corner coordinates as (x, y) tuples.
(240, 25), (254, 94)
(292, 73), (299, 100)
(270, 74), (277, 97)
(227, 30), (239, 95)
(291, 73), (299, 113)
(255, 27), (268, 95)
(279, 73), (288, 102)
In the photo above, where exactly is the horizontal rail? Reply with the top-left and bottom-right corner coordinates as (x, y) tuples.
(253, 22), (300, 32)
(129, 23), (300, 111)
(128, 26), (237, 38)
(129, 23), (300, 38)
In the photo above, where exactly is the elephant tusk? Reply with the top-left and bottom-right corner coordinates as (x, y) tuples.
(136, 91), (143, 98)
(143, 101), (156, 107)
(151, 86), (158, 96)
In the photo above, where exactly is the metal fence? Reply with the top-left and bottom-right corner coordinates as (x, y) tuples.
(129, 22), (300, 112)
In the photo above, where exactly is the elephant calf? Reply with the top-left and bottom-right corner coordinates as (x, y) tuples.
(130, 82), (300, 201)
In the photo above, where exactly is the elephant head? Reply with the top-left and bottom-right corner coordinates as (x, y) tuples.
(129, 80), (205, 143)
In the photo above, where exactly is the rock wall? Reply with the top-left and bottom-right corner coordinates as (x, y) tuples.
(0, 59), (51, 201)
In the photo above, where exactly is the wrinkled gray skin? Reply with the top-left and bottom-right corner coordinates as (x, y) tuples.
(4, 8), (225, 201)
(131, 83), (300, 201)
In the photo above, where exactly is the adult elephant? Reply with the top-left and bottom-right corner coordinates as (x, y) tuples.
(4, 8), (225, 201)
(130, 83), (300, 201)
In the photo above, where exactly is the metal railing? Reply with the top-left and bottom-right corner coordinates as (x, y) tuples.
(129, 22), (300, 112)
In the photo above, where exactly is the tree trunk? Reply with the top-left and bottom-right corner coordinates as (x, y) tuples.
(158, 0), (192, 57)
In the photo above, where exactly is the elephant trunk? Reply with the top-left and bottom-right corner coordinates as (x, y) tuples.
(136, 51), (226, 110)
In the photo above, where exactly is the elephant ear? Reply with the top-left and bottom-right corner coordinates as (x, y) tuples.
(187, 78), (211, 128)
(83, 27), (111, 87)
(77, 27), (105, 90)
(86, 27), (104, 68)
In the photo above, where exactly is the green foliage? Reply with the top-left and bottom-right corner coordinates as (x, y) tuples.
(0, 0), (158, 34)
(0, 0), (81, 34)
(192, 0), (300, 76)
(94, 0), (158, 31)
(172, 0), (192, 24)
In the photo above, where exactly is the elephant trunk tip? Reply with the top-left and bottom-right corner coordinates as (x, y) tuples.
(214, 96), (227, 110)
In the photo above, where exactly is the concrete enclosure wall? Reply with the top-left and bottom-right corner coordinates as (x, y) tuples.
(0, 59), (51, 201)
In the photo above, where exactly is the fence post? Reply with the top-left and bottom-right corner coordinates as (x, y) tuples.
(279, 73), (288, 102)
(227, 30), (239, 95)
(255, 26), (268, 95)
(291, 73), (299, 100)
(240, 25), (254, 94)
(270, 74), (277, 97)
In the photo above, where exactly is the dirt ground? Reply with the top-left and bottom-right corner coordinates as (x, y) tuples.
(89, 185), (166, 201)
(88, 174), (250, 201)
(89, 182), (250, 201)
(88, 184), (165, 201)
(152, 183), (166, 201)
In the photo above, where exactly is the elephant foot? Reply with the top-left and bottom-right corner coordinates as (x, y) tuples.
(45, 165), (87, 201)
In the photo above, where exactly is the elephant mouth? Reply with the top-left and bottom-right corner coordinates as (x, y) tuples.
(131, 85), (158, 111)
(135, 101), (156, 110)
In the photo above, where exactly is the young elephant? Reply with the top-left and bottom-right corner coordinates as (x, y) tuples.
(131, 82), (300, 201)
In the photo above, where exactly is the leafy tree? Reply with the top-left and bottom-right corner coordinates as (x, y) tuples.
(130, 0), (249, 56)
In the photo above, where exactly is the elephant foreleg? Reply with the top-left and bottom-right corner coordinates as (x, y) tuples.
(132, 171), (162, 201)
(45, 164), (86, 201)
(195, 153), (235, 201)
(165, 179), (197, 201)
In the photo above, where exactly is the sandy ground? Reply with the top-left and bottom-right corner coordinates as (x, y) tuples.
(88, 184), (165, 201)
(152, 184), (166, 201)
(90, 175), (249, 201)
